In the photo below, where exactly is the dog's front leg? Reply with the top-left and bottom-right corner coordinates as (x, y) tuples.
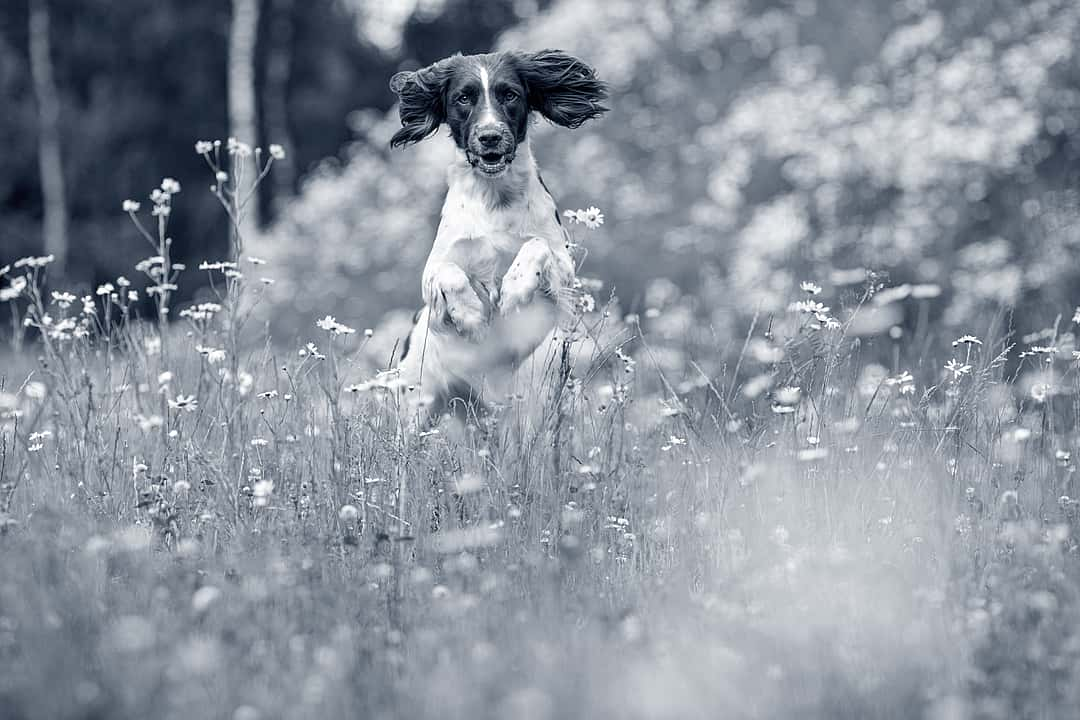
(499, 237), (575, 316)
(423, 261), (491, 340)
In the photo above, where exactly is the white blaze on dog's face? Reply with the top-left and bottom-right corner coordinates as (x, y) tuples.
(445, 58), (529, 177)
(389, 50), (608, 178)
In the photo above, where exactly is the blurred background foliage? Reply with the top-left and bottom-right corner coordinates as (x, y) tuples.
(0, 0), (546, 292)
(4, 0), (1080, 349)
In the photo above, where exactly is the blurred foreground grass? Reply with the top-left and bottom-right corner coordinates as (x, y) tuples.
(4, 288), (1080, 720)
(3, 163), (1080, 720)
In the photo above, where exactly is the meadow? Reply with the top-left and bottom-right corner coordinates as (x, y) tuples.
(2, 145), (1080, 720)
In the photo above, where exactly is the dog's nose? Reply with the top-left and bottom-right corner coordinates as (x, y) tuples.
(477, 129), (502, 149)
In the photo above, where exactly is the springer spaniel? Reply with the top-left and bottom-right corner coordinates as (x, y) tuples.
(380, 50), (608, 423)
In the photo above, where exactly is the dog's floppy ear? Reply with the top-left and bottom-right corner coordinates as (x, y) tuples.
(389, 56), (460, 148)
(514, 49), (608, 129)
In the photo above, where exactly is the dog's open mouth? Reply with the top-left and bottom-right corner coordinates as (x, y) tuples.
(469, 150), (513, 176)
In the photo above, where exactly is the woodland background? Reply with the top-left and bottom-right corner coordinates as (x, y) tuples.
(3, 0), (1080, 344)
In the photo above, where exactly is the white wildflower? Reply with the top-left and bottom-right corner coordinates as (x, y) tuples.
(252, 479), (274, 507)
(564, 206), (604, 229)
(774, 386), (802, 406)
(168, 394), (198, 412)
(885, 371), (916, 395)
(316, 315), (356, 335)
(1, 276), (27, 302)
(945, 359), (972, 380)
(13, 255), (54, 269)
(789, 299), (831, 316)
(198, 261), (238, 272)
(1031, 383), (1051, 403)
(195, 345), (226, 364)
(579, 206), (604, 229)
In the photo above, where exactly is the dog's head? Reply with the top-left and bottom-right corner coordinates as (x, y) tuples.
(389, 50), (608, 177)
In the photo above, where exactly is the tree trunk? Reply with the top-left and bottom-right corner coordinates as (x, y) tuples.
(264, 0), (296, 218)
(229, 0), (261, 242)
(28, 0), (68, 275)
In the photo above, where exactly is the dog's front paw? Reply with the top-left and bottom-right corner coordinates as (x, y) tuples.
(500, 238), (550, 315)
(428, 264), (488, 339)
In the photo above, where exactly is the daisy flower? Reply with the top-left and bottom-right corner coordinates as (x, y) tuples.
(300, 342), (326, 360)
(773, 386), (802, 406)
(944, 359), (972, 380)
(252, 479), (274, 507)
(579, 206), (604, 229)
(885, 371), (916, 395)
(195, 345), (226, 364)
(316, 315), (356, 335)
(1031, 383), (1051, 403)
(51, 289), (76, 306)
(1, 277), (27, 302)
(14, 255), (54, 269)
(168, 394), (199, 412)
(564, 207), (605, 229)
(790, 300), (830, 316)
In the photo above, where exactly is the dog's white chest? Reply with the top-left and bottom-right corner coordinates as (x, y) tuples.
(433, 169), (560, 283)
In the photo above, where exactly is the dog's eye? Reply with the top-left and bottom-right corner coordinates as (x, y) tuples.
(502, 90), (519, 102)
(455, 93), (473, 105)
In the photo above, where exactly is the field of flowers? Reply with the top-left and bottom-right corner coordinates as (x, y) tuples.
(3, 137), (1080, 720)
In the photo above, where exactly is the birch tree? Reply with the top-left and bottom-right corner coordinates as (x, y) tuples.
(229, 0), (261, 242)
(27, 0), (68, 275)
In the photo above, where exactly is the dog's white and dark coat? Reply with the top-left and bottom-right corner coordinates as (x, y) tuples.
(384, 50), (607, 420)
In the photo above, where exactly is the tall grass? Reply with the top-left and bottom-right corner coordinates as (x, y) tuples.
(2, 145), (1079, 720)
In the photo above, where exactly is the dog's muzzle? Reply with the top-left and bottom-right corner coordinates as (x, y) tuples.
(466, 124), (516, 177)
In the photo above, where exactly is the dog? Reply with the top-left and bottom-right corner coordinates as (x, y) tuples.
(378, 50), (608, 424)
